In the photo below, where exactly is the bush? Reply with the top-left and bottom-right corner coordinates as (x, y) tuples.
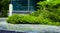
(7, 14), (20, 24)
(7, 14), (37, 24)
(30, 0), (60, 22)
(7, 14), (60, 26)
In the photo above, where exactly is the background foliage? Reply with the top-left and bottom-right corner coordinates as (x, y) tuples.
(0, 0), (9, 17)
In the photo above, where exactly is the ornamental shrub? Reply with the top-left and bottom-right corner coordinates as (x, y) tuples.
(6, 14), (44, 24)
(7, 14), (37, 24)
(31, 0), (60, 22)
(7, 14), (60, 26)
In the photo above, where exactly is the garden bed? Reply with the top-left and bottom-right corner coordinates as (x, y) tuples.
(0, 20), (60, 33)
